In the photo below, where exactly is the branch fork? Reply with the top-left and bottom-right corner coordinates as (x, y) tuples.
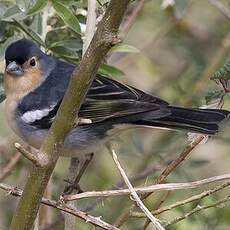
(14, 143), (49, 167)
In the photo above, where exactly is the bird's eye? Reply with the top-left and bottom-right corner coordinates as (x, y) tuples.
(30, 57), (36, 67)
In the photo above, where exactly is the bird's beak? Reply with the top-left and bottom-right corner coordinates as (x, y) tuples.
(6, 61), (24, 76)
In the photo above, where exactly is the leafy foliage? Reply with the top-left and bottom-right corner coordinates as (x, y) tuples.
(211, 58), (230, 80)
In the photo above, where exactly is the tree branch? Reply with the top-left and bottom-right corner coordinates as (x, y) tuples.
(131, 182), (230, 217)
(63, 174), (230, 200)
(164, 196), (230, 227)
(10, 0), (131, 229)
(208, 0), (230, 20)
(115, 134), (206, 227)
(14, 143), (47, 167)
(109, 147), (164, 230)
(0, 152), (21, 182)
(83, 0), (97, 54)
(0, 183), (119, 230)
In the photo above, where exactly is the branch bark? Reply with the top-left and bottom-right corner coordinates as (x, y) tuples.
(63, 174), (230, 200)
(10, 0), (131, 229)
(131, 182), (230, 217)
(0, 152), (21, 182)
(110, 147), (164, 230)
(164, 195), (230, 227)
(0, 183), (119, 230)
(115, 134), (206, 227)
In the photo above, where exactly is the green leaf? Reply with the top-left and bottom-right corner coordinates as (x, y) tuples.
(49, 38), (82, 51)
(50, 46), (79, 61)
(111, 43), (140, 53)
(27, 0), (48, 16)
(0, 2), (9, 19)
(30, 14), (43, 35)
(2, 5), (25, 21)
(205, 90), (225, 104)
(16, 0), (32, 12)
(52, 0), (81, 34)
(99, 64), (125, 77)
(211, 58), (230, 80)
(0, 90), (6, 103)
(0, 74), (6, 103)
(54, 0), (82, 6)
(13, 19), (45, 47)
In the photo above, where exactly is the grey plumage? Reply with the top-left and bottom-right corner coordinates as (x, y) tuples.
(4, 39), (230, 156)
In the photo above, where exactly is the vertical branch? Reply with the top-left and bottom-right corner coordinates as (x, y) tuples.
(64, 158), (80, 230)
(83, 0), (98, 54)
(64, 1), (97, 228)
(10, 0), (131, 229)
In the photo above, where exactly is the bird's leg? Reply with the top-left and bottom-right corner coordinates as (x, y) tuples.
(63, 153), (94, 195)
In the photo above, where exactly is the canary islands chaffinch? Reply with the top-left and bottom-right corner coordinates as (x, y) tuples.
(3, 39), (230, 156)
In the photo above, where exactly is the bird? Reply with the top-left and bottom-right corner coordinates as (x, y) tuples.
(3, 39), (230, 156)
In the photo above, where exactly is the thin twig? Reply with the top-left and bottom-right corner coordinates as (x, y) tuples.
(122, 0), (145, 34)
(14, 143), (48, 167)
(131, 182), (230, 217)
(63, 154), (93, 229)
(0, 183), (119, 230)
(115, 135), (206, 227)
(110, 147), (165, 230)
(82, 159), (162, 212)
(0, 152), (21, 182)
(143, 135), (206, 229)
(63, 158), (81, 195)
(151, 135), (206, 186)
(208, 0), (230, 20)
(164, 196), (230, 227)
(83, 0), (97, 54)
(72, 153), (94, 189)
(63, 174), (230, 200)
(63, 158), (80, 230)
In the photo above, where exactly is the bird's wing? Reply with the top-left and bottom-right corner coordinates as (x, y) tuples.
(17, 60), (169, 129)
(79, 75), (169, 122)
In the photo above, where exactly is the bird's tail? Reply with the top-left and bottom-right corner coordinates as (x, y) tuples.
(136, 106), (230, 135)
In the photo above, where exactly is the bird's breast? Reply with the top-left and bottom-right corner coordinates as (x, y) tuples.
(5, 95), (21, 137)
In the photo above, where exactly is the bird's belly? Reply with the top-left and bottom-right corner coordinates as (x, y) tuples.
(13, 120), (103, 157)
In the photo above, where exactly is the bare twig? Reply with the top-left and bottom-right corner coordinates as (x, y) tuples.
(63, 158), (80, 230)
(115, 135), (206, 227)
(0, 183), (119, 230)
(208, 0), (230, 20)
(110, 147), (165, 230)
(151, 135), (206, 185)
(131, 182), (230, 217)
(14, 143), (48, 167)
(63, 158), (81, 195)
(70, 153), (94, 192)
(63, 174), (230, 200)
(122, 0), (145, 34)
(0, 152), (21, 182)
(82, 159), (162, 212)
(83, 0), (98, 53)
(164, 196), (230, 227)
(143, 135), (206, 229)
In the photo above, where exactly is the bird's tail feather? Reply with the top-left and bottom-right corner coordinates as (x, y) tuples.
(136, 106), (230, 135)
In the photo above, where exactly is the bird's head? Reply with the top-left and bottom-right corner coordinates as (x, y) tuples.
(4, 39), (54, 97)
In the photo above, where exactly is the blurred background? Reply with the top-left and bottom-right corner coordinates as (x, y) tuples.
(0, 0), (230, 229)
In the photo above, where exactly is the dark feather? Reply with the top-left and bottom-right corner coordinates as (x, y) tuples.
(17, 58), (229, 134)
